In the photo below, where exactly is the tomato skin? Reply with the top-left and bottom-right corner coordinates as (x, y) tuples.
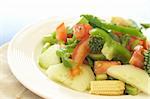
(94, 61), (121, 74)
(73, 24), (92, 40)
(56, 23), (67, 42)
(143, 40), (150, 50)
(127, 36), (150, 51)
(84, 24), (93, 33)
(129, 45), (144, 69)
(72, 36), (90, 65)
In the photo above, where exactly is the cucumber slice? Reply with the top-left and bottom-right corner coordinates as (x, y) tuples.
(46, 63), (70, 83)
(39, 44), (60, 69)
(46, 63), (95, 91)
(107, 65), (150, 95)
(69, 65), (95, 91)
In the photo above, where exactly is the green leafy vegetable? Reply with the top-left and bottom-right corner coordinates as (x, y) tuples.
(42, 32), (57, 45)
(144, 49), (150, 76)
(56, 36), (79, 68)
(90, 28), (131, 63)
(81, 14), (145, 39)
(66, 27), (73, 34)
(56, 49), (72, 68)
(66, 40), (79, 49)
(78, 16), (89, 24)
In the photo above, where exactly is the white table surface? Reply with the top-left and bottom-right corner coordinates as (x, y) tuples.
(0, 0), (150, 45)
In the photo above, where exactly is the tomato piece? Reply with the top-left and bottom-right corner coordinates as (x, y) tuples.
(127, 36), (145, 51)
(73, 24), (92, 40)
(56, 23), (67, 43)
(69, 66), (81, 77)
(72, 36), (90, 65)
(129, 45), (144, 69)
(143, 40), (150, 50)
(67, 34), (73, 38)
(84, 24), (93, 34)
(94, 61), (121, 74)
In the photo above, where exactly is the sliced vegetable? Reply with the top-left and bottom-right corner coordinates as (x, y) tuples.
(88, 53), (106, 61)
(39, 44), (60, 69)
(46, 63), (95, 91)
(94, 61), (121, 74)
(107, 65), (150, 94)
(129, 45), (144, 69)
(81, 14), (145, 38)
(111, 17), (135, 27)
(90, 28), (131, 63)
(72, 36), (90, 65)
(42, 42), (50, 53)
(143, 40), (150, 50)
(127, 36), (145, 51)
(56, 23), (67, 43)
(125, 84), (139, 95)
(73, 24), (92, 40)
(95, 73), (108, 80)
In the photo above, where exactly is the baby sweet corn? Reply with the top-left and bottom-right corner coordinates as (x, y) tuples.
(90, 80), (125, 95)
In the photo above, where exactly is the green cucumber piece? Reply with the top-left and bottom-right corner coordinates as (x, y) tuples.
(39, 44), (60, 69)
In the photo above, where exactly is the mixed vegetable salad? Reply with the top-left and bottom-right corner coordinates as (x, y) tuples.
(39, 14), (150, 96)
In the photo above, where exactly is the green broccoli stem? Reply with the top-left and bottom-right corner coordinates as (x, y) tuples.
(90, 28), (131, 63)
(42, 31), (57, 44)
(120, 34), (130, 47)
(141, 23), (150, 29)
(81, 15), (145, 39)
(86, 57), (94, 67)
(88, 53), (106, 61)
(125, 84), (139, 95)
(102, 23), (143, 38)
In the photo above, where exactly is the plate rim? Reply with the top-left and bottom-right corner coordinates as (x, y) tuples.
(7, 17), (150, 99)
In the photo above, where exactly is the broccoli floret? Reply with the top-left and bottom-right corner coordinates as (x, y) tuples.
(90, 28), (131, 63)
(89, 35), (105, 54)
(144, 49), (150, 76)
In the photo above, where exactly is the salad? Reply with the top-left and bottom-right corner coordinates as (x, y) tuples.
(38, 14), (150, 96)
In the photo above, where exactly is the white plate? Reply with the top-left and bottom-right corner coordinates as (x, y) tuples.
(8, 17), (150, 99)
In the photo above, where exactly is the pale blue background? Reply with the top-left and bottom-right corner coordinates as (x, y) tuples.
(0, 0), (150, 46)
